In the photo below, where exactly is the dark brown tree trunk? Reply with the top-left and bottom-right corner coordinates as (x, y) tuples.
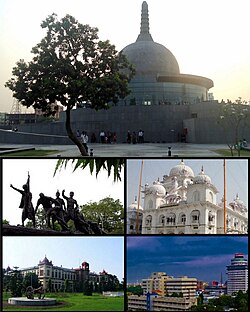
(65, 106), (88, 156)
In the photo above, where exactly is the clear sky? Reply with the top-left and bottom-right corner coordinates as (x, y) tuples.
(127, 159), (248, 209)
(3, 236), (124, 281)
(1, 0), (250, 113)
(2, 158), (124, 225)
(127, 236), (248, 284)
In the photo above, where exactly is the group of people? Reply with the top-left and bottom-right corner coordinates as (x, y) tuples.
(99, 130), (117, 144)
(10, 173), (104, 234)
(127, 129), (144, 144)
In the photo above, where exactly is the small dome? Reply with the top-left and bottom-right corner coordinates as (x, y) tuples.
(229, 194), (247, 213)
(128, 198), (143, 211)
(149, 180), (166, 197)
(193, 167), (211, 184)
(169, 160), (194, 177)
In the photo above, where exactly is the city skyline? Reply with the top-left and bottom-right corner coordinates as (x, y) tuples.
(2, 159), (124, 225)
(3, 236), (124, 281)
(127, 159), (248, 210)
(1, 0), (250, 113)
(127, 236), (248, 284)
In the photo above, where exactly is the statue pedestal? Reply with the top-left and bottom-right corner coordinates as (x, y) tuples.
(8, 297), (56, 306)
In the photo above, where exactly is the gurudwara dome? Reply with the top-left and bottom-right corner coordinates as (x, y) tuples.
(120, 1), (213, 106)
(169, 160), (194, 178)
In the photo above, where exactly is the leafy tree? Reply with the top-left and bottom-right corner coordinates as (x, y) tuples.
(127, 285), (143, 296)
(83, 280), (93, 296)
(23, 272), (40, 290)
(217, 97), (250, 156)
(48, 278), (52, 292)
(5, 14), (134, 156)
(2, 219), (10, 225)
(9, 268), (23, 297)
(81, 197), (124, 234)
(64, 279), (70, 292)
(54, 158), (124, 182)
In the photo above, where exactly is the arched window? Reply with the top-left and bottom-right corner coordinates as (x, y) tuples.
(159, 215), (165, 226)
(148, 199), (153, 209)
(191, 210), (200, 223)
(145, 215), (152, 227)
(208, 192), (213, 203)
(178, 213), (186, 225)
(166, 213), (176, 225)
(193, 191), (200, 202)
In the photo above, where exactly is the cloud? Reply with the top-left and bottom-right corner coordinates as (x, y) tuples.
(127, 236), (162, 252)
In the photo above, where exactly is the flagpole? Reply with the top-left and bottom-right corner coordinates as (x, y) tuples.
(136, 160), (144, 234)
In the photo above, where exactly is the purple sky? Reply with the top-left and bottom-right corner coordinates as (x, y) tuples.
(127, 236), (248, 284)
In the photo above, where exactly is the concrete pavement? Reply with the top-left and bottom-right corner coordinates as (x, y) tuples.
(0, 143), (231, 157)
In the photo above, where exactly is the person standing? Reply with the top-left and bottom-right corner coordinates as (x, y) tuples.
(81, 131), (89, 154)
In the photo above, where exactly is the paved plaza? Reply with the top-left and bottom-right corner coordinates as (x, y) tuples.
(0, 143), (231, 157)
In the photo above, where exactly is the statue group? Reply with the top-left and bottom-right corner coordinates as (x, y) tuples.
(10, 172), (105, 234)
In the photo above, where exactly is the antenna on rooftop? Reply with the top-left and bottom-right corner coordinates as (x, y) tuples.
(10, 99), (22, 114)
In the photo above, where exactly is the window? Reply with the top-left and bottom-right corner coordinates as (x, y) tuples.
(193, 191), (200, 202)
(208, 192), (213, 203)
(159, 215), (165, 225)
(39, 269), (44, 276)
(181, 215), (186, 223)
(166, 213), (176, 225)
(146, 215), (152, 227)
(148, 199), (153, 209)
(191, 210), (200, 223)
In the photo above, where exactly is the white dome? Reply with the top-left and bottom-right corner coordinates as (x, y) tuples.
(128, 200), (143, 211)
(149, 181), (166, 197)
(169, 160), (194, 177)
(193, 167), (211, 184)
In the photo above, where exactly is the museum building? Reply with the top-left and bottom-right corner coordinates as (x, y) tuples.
(16, 256), (119, 291)
(127, 160), (248, 235)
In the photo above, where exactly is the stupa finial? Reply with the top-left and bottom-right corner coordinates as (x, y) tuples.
(136, 1), (153, 42)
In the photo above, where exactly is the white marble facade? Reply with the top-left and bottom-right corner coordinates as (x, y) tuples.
(127, 160), (248, 234)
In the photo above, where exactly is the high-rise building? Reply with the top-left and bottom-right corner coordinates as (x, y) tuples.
(226, 253), (248, 295)
(141, 272), (197, 298)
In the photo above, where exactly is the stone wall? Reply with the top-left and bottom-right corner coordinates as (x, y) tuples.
(1, 101), (250, 144)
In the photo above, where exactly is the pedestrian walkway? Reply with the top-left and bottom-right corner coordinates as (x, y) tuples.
(0, 143), (229, 157)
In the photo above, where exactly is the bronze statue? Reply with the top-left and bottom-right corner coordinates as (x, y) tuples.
(62, 190), (79, 222)
(35, 193), (69, 231)
(26, 286), (45, 299)
(10, 172), (36, 227)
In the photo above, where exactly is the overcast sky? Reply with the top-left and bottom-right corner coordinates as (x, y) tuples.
(127, 236), (248, 284)
(127, 159), (248, 209)
(2, 158), (124, 225)
(1, 0), (250, 113)
(3, 236), (124, 281)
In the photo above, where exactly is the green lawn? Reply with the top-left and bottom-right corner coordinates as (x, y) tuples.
(2, 292), (124, 311)
(0, 150), (59, 157)
(214, 149), (250, 157)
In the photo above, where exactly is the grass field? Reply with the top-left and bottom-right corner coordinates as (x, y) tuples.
(2, 292), (124, 311)
(214, 149), (250, 156)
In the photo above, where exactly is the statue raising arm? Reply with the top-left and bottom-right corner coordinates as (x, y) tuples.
(62, 190), (68, 200)
(10, 184), (24, 195)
